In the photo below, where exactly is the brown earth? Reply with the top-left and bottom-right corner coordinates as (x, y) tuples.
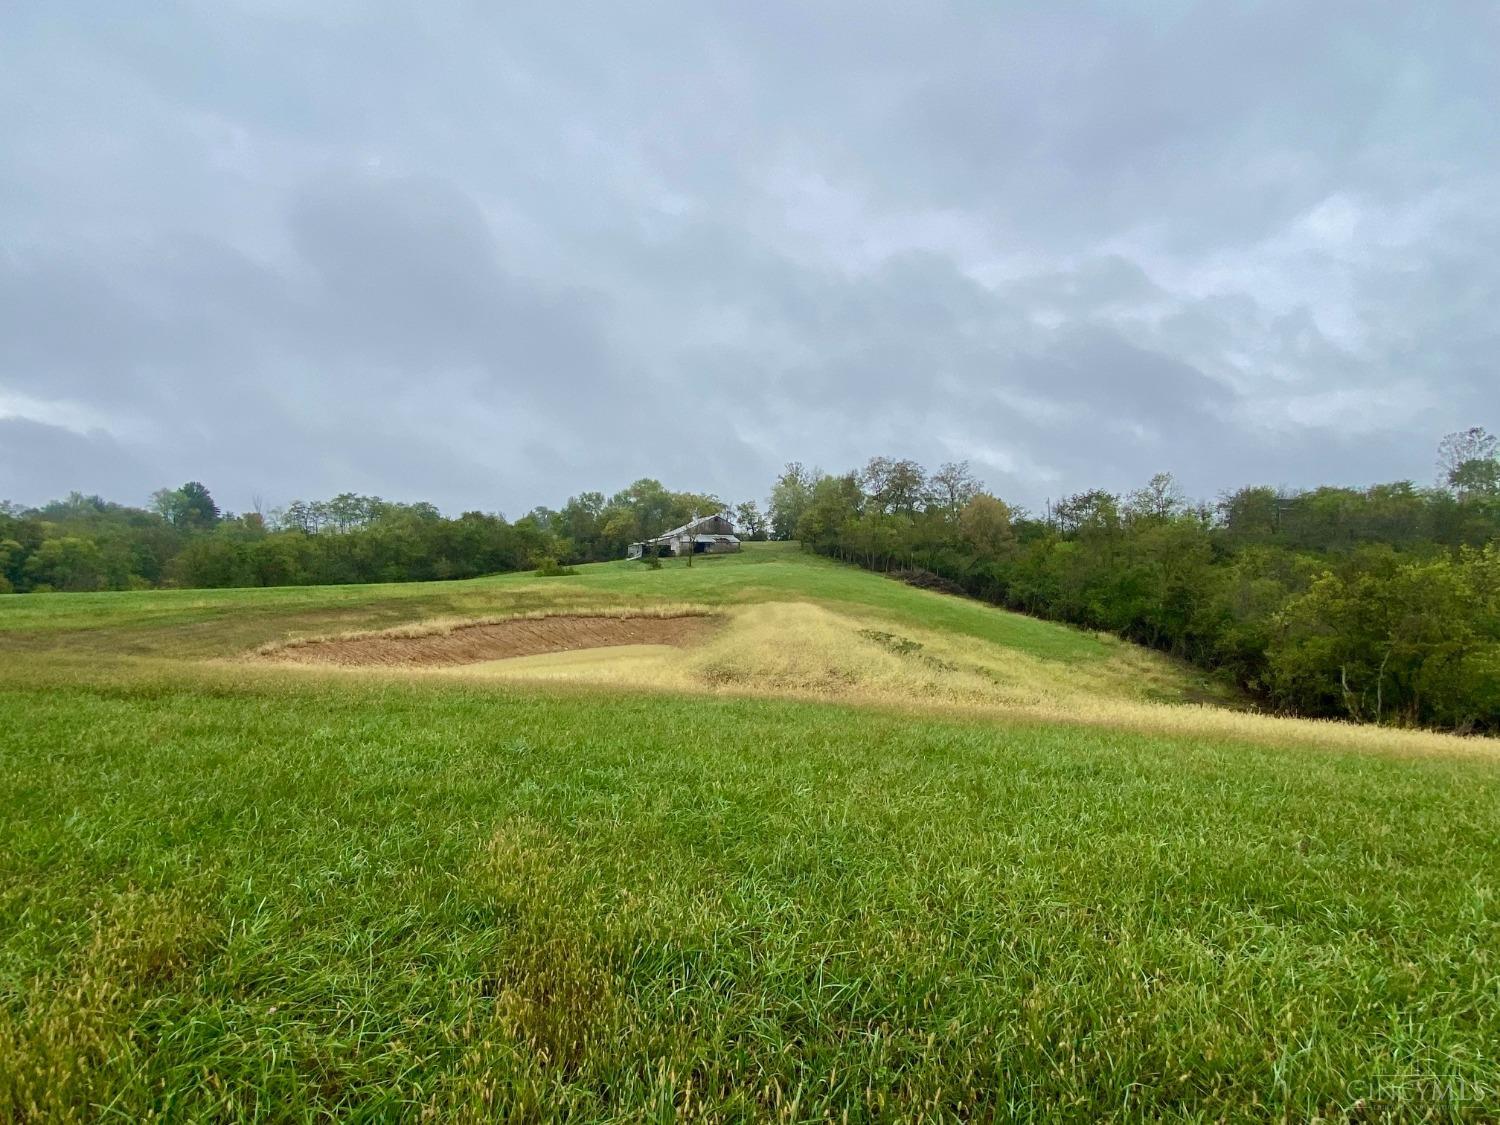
(261, 614), (721, 669)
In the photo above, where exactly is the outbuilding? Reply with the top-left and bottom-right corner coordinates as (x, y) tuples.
(628, 513), (741, 559)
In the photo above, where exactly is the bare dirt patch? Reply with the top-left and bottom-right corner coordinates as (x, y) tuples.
(259, 614), (721, 669)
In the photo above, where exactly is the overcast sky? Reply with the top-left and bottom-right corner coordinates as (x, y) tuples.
(2, 2), (1496, 516)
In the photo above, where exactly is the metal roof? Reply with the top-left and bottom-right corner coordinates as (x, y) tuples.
(655, 512), (736, 539)
(638, 532), (740, 546)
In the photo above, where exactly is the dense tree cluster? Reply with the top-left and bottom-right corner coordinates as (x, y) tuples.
(0, 480), (745, 594)
(766, 432), (1500, 733)
(4, 430), (1497, 731)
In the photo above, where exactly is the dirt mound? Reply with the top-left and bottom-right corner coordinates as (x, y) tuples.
(262, 614), (721, 669)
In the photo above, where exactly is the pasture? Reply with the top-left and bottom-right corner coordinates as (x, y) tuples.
(2, 544), (1497, 1120)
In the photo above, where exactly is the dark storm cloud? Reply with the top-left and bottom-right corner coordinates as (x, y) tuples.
(2, 1), (1497, 513)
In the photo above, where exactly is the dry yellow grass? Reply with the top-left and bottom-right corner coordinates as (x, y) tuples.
(281, 601), (1493, 760)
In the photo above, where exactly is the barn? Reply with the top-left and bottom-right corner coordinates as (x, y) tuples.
(627, 513), (741, 559)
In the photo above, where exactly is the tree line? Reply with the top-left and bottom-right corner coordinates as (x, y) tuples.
(3, 428), (1496, 731)
(0, 479), (741, 594)
(772, 428), (1500, 733)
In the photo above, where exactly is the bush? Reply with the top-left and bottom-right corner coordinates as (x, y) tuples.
(640, 554), (662, 569)
(534, 557), (579, 577)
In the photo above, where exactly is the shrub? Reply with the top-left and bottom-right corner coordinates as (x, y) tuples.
(534, 557), (579, 577)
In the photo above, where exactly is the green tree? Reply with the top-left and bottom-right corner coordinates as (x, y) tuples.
(859, 456), (927, 516)
(152, 482), (221, 530)
(768, 463), (818, 540)
(796, 474), (863, 554)
(171, 537), (252, 588)
(957, 494), (1013, 557)
(600, 506), (642, 554)
(0, 538), (25, 592)
(609, 480), (676, 539)
(1268, 551), (1498, 727)
(734, 500), (767, 541)
(929, 461), (981, 516)
(1125, 472), (1186, 523)
(1053, 490), (1120, 537)
(559, 492), (607, 559)
(1217, 486), (1281, 541)
(1449, 457), (1500, 501)
(1438, 426), (1498, 500)
(25, 537), (107, 592)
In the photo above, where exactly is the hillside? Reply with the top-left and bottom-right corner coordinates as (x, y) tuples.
(3, 545), (1498, 1118)
(4, 541), (1477, 755)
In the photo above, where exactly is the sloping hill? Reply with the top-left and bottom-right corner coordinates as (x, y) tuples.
(4, 543), (1489, 756)
(114, 541), (1448, 755)
(4, 542), (1498, 1119)
(251, 545), (1220, 707)
(0, 540), (1134, 661)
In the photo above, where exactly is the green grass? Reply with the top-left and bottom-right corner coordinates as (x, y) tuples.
(0, 542), (1113, 665)
(2, 546), (1498, 1120)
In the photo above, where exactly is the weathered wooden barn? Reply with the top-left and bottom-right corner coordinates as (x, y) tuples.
(628, 513), (741, 559)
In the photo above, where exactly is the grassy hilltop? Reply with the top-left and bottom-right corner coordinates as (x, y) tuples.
(2, 544), (1498, 1119)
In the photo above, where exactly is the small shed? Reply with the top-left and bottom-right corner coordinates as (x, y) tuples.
(628, 513), (741, 559)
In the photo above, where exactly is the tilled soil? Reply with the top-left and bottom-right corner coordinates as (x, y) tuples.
(262, 614), (721, 668)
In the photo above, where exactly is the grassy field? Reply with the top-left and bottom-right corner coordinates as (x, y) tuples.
(3, 545), (1498, 1120)
(0, 543), (1111, 662)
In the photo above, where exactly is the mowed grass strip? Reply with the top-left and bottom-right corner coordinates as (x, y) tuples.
(2, 672), (1497, 1120)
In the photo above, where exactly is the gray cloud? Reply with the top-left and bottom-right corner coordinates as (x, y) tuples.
(0, 417), (156, 504)
(2, 1), (1497, 515)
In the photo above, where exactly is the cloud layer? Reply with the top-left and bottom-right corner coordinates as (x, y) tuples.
(3, 2), (1497, 514)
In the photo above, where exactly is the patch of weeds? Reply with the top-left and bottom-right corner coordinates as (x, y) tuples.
(477, 820), (626, 1079)
(861, 628), (960, 672)
(860, 629), (924, 656)
(698, 662), (748, 686)
(0, 890), (219, 1120)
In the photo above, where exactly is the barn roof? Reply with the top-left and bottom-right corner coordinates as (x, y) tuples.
(656, 512), (736, 539)
(640, 531), (740, 546)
